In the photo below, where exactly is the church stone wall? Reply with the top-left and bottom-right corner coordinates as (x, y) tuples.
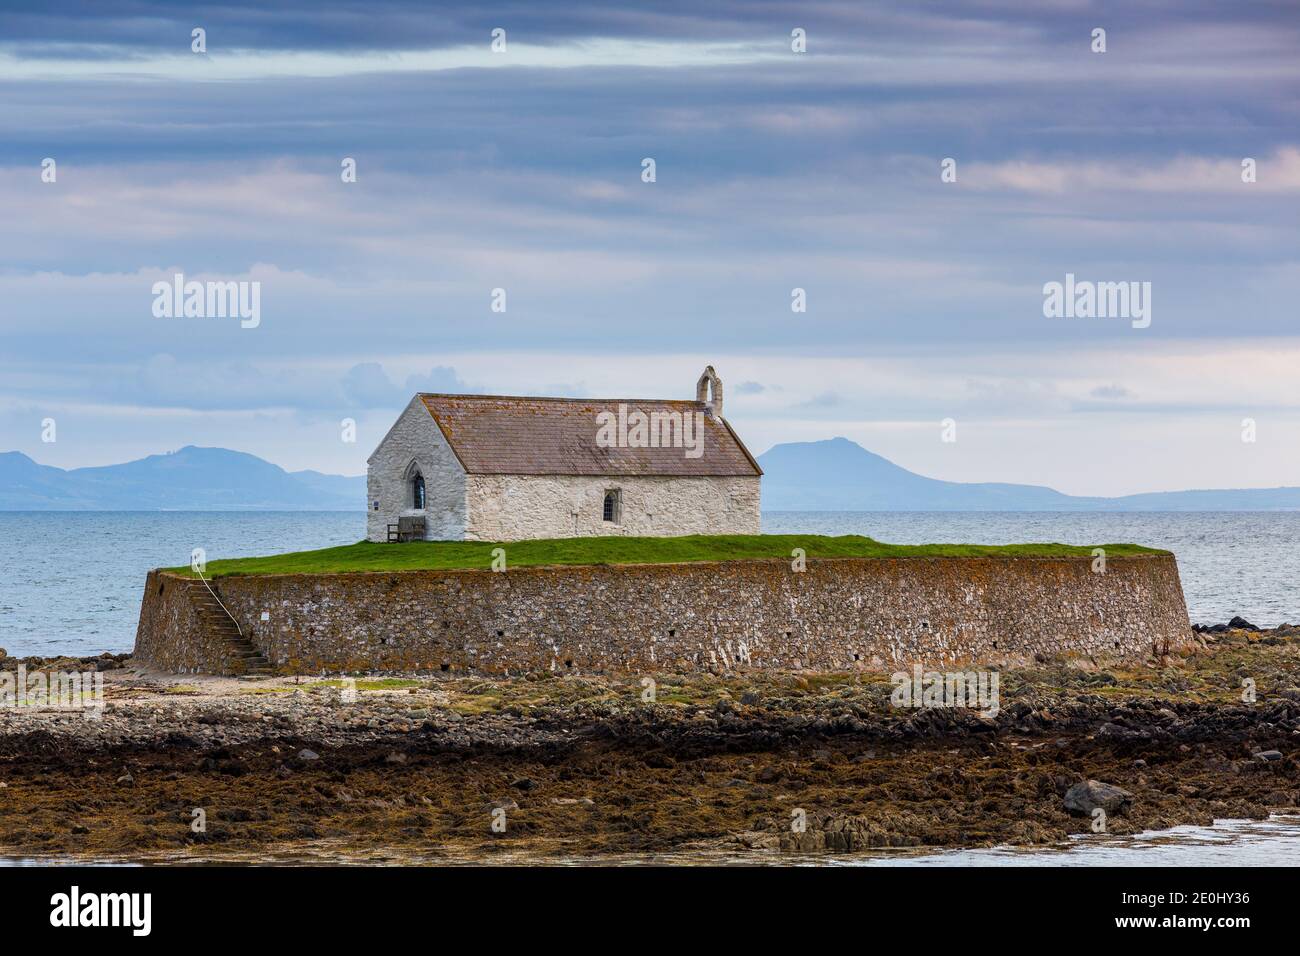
(366, 399), (761, 542)
(134, 554), (1193, 676)
(465, 474), (761, 540)
(366, 397), (467, 542)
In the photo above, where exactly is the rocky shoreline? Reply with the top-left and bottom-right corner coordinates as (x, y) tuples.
(1, 623), (1298, 862)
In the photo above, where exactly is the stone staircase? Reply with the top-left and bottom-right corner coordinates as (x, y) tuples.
(187, 579), (272, 676)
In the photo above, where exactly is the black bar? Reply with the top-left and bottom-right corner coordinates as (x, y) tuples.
(0, 865), (1278, 941)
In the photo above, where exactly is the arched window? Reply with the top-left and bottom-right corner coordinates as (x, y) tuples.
(412, 473), (426, 510)
(603, 489), (620, 523)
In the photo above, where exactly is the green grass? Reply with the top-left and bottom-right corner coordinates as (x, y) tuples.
(167, 534), (1167, 578)
(308, 678), (424, 692)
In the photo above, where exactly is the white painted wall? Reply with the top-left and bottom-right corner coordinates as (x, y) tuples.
(366, 397), (467, 541)
(464, 474), (761, 541)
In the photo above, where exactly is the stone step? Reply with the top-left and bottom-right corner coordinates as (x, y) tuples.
(185, 582), (271, 676)
(198, 610), (241, 627)
(195, 604), (228, 613)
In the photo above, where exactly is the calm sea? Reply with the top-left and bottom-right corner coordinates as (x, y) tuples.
(0, 510), (1296, 658)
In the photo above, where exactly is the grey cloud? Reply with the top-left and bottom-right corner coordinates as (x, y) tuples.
(340, 362), (406, 407)
(70, 355), (480, 415)
(5, 2), (1298, 58)
(798, 391), (843, 409)
(404, 366), (476, 395)
(1, 0), (1298, 488)
(334, 363), (482, 410)
(1090, 384), (1132, 400)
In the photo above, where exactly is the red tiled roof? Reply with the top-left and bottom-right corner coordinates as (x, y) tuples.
(419, 394), (762, 477)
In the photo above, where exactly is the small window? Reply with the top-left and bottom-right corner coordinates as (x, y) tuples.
(412, 473), (426, 510)
(603, 489), (621, 523)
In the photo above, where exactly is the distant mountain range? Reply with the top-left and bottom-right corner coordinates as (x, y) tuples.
(758, 438), (1300, 511)
(2, 438), (1298, 511)
(0, 446), (364, 510)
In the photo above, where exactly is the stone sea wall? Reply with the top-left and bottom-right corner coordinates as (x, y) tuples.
(135, 572), (250, 675)
(134, 554), (1193, 675)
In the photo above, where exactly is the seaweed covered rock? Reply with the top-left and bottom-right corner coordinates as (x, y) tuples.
(1064, 779), (1133, 816)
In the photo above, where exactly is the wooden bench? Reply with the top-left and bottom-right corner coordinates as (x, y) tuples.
(387, 516), (427, 543)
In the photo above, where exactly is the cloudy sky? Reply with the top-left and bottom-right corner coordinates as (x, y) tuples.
(2, 1), (1297, 495)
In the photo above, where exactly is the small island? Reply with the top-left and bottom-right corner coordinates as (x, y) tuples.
(128, 373), (1183, 678)
(135, 533), (1190, 678)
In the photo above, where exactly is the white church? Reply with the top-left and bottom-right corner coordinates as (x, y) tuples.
(366, 367), (762, 542)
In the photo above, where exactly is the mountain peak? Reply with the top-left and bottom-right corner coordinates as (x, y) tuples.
(0, 446), (364, 511)
(756, 437), (1300, 512)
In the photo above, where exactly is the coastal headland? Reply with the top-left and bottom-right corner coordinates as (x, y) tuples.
(1, 623), (1298, 863)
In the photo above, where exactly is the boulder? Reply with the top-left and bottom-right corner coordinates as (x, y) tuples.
(1063, 779), (1133, 816)
(1228, 616), (1260, 631)
(1253, 750), (1283, 762)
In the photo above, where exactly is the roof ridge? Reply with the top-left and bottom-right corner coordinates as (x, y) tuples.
(419, 392), (709, 405)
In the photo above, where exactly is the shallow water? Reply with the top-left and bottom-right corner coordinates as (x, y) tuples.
(0, 511), (364, 657)
(4, 817), (1298, 867)
(1, 510), (1297, 657)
